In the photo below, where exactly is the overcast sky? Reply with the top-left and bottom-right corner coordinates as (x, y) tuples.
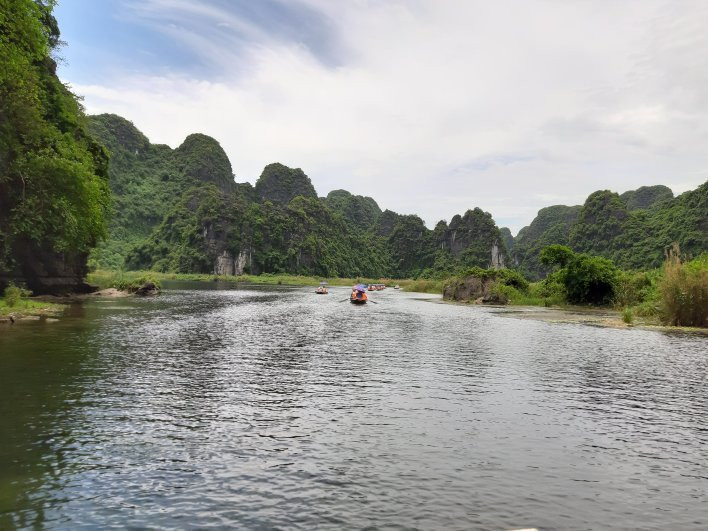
(55, 0), (708, 233)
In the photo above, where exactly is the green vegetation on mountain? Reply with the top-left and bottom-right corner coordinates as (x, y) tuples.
(126, 183), (393, 278)
(499, 227), (514, 252)
(0, 0), (110, 293)
(512, 182), (707, 279)
(510, 205), (581, 279)
(86, 116), (508, 279)
(619, 185), (673, 211)
(89, 109), (705, 293)
(85, 113), (239, 270)
(324, 189), (381, 231)
(255, 163), (316, 203)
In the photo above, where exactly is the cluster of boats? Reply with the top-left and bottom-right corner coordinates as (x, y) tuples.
(314, 281), (399, 304)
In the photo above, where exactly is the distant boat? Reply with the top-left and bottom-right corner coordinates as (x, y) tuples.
(315, 281), (328, 294)
(351, 284), (368, 304)
(394, 285), (400, 290)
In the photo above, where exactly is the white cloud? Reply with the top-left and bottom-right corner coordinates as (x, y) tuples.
(65, 0), (708, 233)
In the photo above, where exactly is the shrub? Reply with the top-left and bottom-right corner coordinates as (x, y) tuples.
(531, 276), (567, 306)
(3, 284), (31, 307)
(622, 307), (634, 324)
(539, 244), (574, 268)
(658, 254), (708, 327)
(113, 275), (162, 293)
(539, 245), (619, 305)
(561, 254), (619, 305)
(3, 285), (22, 307)
(614, 271), (652, 307)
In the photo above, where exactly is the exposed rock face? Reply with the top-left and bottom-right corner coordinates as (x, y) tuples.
(490, 241), (505, 269)
(499, 227), (514, 252)
(213, 250), (251, 276)
(214, 251), (235, 276)
(0, 241), (95, 295)
(255, 163), (317, 203)
(435, 208), (506, 268)
(443, 276), (508, 304)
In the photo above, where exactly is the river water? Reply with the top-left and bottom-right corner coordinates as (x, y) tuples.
(1, 284), (706, 530)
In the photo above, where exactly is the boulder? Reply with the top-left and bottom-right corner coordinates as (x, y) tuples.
(134, 282), (160, 296)
(443, 275), (508, 304)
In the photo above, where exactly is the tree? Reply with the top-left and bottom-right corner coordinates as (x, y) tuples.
(0, 0), (110, 291)
(539, 244), (574, 268)
(540, 245), (619, 305)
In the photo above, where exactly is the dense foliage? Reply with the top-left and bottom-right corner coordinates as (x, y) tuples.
(513, 182), (707, 279)
(540, 245), (619, 305)
(658, 254), (707, 327)
(86, 113), (241, 270)
(88, 116), (508, 278)
(324, 189), (381, 231)
(0, 0), (110, 291)
(619, 185), (673, 211)
(512, 205), (581, 279)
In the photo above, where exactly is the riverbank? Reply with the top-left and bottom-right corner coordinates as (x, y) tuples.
(488, 304), (707, 334)
(0, 298), (66, 322)
(87, 270), (424, 291)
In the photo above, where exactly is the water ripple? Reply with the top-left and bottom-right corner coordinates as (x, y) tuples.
(0, 285), (706, 530)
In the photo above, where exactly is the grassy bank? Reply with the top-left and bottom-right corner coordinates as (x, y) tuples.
(87, 270), (424, 291)
(0, 298), (66, 318)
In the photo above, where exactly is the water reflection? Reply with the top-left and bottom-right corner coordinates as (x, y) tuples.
(0, 319), (100, 529)
(1, 285), (706, 530)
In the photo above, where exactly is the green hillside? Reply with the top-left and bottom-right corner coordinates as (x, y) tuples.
(88, 116), (508, 278)
(512, 183), (707, 279)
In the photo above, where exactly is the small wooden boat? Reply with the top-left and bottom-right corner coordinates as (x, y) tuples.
(315, 281), (328, 294)
(351, 284), (368, 304)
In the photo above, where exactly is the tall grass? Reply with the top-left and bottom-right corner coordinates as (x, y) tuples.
(658, 255), (707, 327)
(398, 278), (446, 294)
(87, 270), (409, 290)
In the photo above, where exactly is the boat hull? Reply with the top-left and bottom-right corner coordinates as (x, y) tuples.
(350, 298), (367, 304)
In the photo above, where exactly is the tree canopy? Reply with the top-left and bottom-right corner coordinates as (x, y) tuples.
(0, 0), (110, 291)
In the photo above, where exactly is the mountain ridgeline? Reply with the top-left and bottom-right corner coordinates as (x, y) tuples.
(88, 114), (706, 281)
(512, 184), (707, 279)
(88, 114), (508, 278)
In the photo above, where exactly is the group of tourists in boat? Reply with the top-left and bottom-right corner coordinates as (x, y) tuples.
(314, 281), (395, 303)
(315, 281), (328, 294)
(350, 284), (368, 304)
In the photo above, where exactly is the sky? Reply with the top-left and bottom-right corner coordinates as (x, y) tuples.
(54, 0), (708, 234)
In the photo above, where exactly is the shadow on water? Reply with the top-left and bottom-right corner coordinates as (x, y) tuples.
(0, 317), (100, 529)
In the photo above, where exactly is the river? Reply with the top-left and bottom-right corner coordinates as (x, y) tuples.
(1, 283), (706, 530)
